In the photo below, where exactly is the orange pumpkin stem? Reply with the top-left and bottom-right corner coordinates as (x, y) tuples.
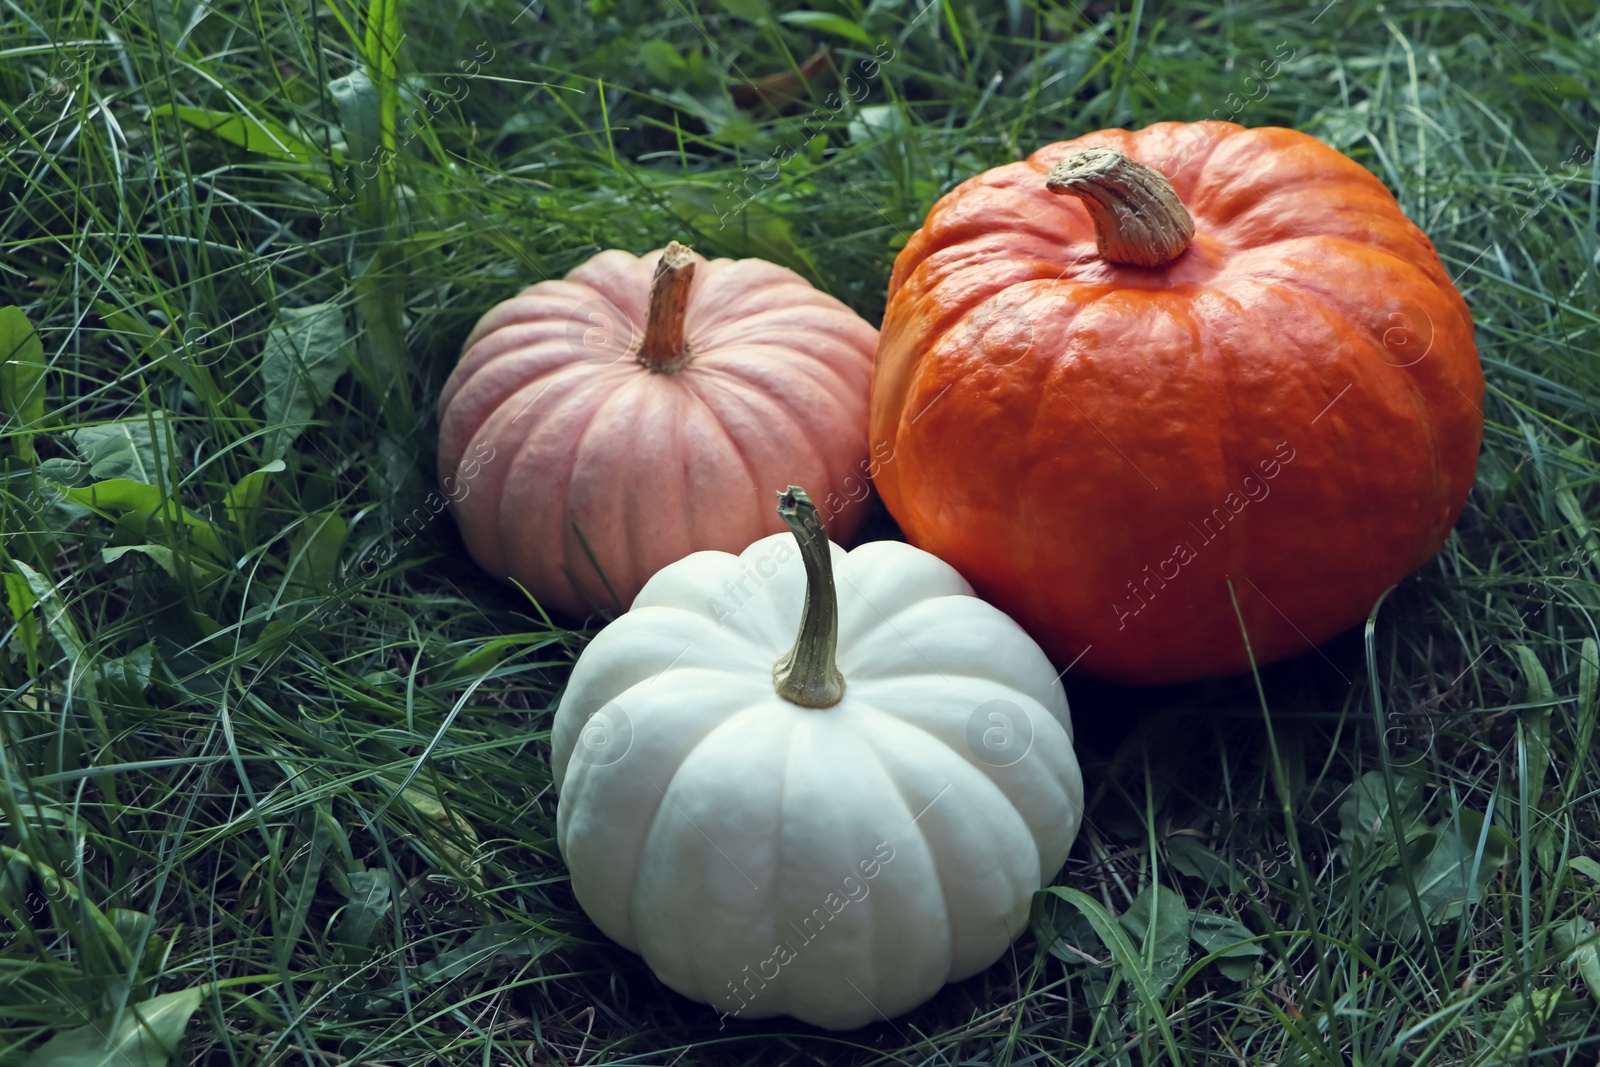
(639, 241), (696, 372)
(1045, 148), (1195, 268)
(772, 486), (845, 709)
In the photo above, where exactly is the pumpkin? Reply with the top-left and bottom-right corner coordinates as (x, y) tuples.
(551, 487), (1084, 1030)
(438, 243), (878, 619)
(870, 121), (1484, 685)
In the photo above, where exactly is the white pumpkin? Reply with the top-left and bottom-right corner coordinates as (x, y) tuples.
(551, 488), (1085, 1030)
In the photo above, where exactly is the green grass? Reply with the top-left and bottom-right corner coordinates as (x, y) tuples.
(2, 0), (1598, 1062)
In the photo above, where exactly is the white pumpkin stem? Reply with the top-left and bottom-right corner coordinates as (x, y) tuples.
(773, 486), (845, 709)
(638, 241), (696, 373)
(1044, 147), (1194, 267)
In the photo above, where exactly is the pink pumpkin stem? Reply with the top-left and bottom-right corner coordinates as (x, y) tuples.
(638, 242), (696, 372)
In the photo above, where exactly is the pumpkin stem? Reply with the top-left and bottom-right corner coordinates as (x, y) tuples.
(772, 486), (845, 709)
(1045, 148), (1195, 268)
(639, 241), (696, 372)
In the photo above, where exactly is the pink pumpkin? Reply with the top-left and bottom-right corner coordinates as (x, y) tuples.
(437, 242), (878, 619)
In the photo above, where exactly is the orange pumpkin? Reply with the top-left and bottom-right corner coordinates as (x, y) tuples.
(870, 121), (1483, 685)
(440, 243), (878, 619)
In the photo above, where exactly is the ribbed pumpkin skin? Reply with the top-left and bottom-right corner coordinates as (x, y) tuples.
(552, 532), (1084, 1030)
(870, 122), (1484, 685)
(439, 248), (877, 619)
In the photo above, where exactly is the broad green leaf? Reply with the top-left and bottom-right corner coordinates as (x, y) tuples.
(1554, 916), (1600, 1004)
(69, 413), (172, 483)
(391, 777), (481, 881)
(658, 87), (762, 143)
(108, 908), (155, 970)
(3, 571), (41, 676)
(1030, 897), (1114, 1030)
(1384, 808), (1512, 939)
(443, 632), (562, 680)
(247, 617), (293, 663)
(276, 805), (333, 971)
(14, 561), (78, 662)
(100, 641), (157, 711)
(1, 843), (121, 960)
(1482, 987), (1572, 1064)
(847, 104), (910, 145)
(259, 304), (351, 460)
(1556, 487), (1600, 558)
(62, 480), (225, 561)
(446, 637), (518, 680)
(0, 305), (47, 459)
(288, 511), (347, 596)
(24, 986), (202, 1067)
(1190, 911), (1265, 981)
(224, 459), (286, 523)
(716, 0), (769, 22)
(1512, 645), (1554, 813)
(352, 251), (409, 413)
(103, 544), (225, 583)
(640, 40), (688, 82)
(779, 11), (871, 43)
(329, 71), (382, 172)
(150, 104), (316, 165)
(1510, 646), (1548, 703)
(1338, 769), (1424, 865)
(1165, 834), (1242, 892)
(13, 562), (101, 731)
(317, 798), (359, 887)
(1576, 640), (1598, 809)
(32, 478), (92, 534)
(1036, 887), (1182, 1063)
(1513, 644), (1556, 704)
(1570, 856), (1600, 885)
(63, 478), (166, 512)
(1117, 884), (1192, 1000)
(354, 0), (403, 246)
(37, 455), (90, 487)
(1034, 894), (1103, 964)
(337, 867), (395, 951)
